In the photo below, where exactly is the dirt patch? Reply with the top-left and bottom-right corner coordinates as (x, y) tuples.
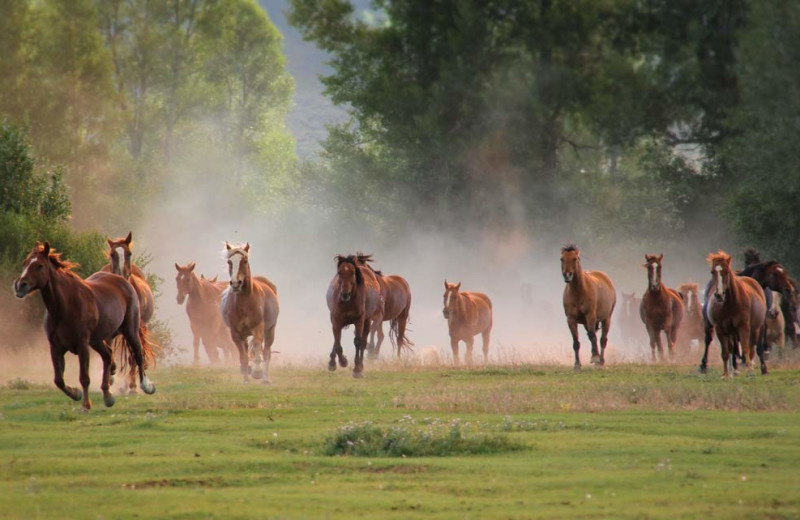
(123, 477), (225, 489)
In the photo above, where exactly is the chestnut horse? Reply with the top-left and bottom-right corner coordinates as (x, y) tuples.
(175, 262), (236, 364)
(13, 242), (155, 410)
(442, 281), (492, 366)
(639, 254), (684, 360)
(368, 273), (413, 359)
(700, 252), (767, 378)
(327, 253), (382, 377)
(561, 245), (616, 368)
(677, 283), (704, 350)
(221, 242), (279, 383)
(102, 232), (156, 393)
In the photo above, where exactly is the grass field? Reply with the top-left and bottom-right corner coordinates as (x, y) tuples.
(1, 360), (799, 519)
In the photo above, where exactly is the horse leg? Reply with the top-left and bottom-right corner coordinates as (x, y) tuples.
(77, 344), (92, 411)
(366, 320), (378, 360)
(756, 326), (768, 375)
(260, 325), (276, 384)
(720, 337), (731, 380)
(481, 328), (491, 365)
(599, 319), (609, 366)
(250, 324), (265, 380)
(396, 308), (410, 359)
(568, 318), (581, 369)
(450, 336), (460, 366)
(50, 345), (81, 402)
(586, 319), (601, 365)
(465, 336), (475, 367)
(353, 320), (368, 378)
(375, 322), (386, 359)
(699, 324), (713, 374)
(654, 329), (665, 362)
(90, 339), (115, 408)
(121, 327), (155, 394)
(738, 325), (754, 374)
(192, 331), (201, 364)
(202, 335), (220, 364)
(230, 330), (250, 383)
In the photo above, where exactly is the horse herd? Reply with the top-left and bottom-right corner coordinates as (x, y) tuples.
(10, 236), (799, 411)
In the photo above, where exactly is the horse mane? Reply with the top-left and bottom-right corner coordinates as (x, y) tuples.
(743, 247), (761, 266)
(225, 242), (249, 258)
(30, 242), (81, 277)
(706, 251), (731, 266)
(561, 244), (578, 253)
(355, 252), (382, 276)
(335, 254), (366, 286)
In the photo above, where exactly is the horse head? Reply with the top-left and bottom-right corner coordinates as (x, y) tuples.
(768, 292), (783, 320)
(174, 262), (196, 304)
(707, 251), (732, 304)
(14, 242), (78, 298)
(334, 255), (363, 303)
(107, 232), (133, 279)
(560, 244), (580, 284)
(678, 283), (699, 315)
(644, 254), (664, 291)
(226, 242), (251, 294)
(442, 280), (461, 320)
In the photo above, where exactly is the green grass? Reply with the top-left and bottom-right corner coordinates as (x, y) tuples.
(1, 363), (799, 519)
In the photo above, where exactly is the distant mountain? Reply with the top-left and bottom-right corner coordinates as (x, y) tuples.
(258, 1), (368, 158)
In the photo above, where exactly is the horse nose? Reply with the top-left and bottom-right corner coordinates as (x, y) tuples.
(714, 293), (723, 303)
(341, 292), (351, 302)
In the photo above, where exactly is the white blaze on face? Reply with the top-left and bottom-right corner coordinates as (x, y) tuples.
(715, 265), (724, 296)
(229, 252), (243, 283)
(112, 247), (126, 275)
(20, 257), (37, 278)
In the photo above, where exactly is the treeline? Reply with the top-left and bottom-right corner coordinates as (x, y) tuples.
(0, 0), (295, 232)
(289, 1), (800, 270)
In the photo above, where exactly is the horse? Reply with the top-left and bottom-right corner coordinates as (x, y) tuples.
(766, 292), (786, 352)
(442, 281), (492, 366)
(175, 262), (236, 364)
(618, 292), (645, 349)
(101, 232), (156, 393)
(677, 283), (704, 351)
(638, 254), (684, 360)
(560, 245), (616, 368)
(220, 242), (279, 383)
(367, 273), (413, 359)
(13, 242), (155, 410)
(739, 259), (798, 348)
(700, 251), (768, 378)
(326, 253), (382, 377)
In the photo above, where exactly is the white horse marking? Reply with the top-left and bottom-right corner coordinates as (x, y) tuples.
(715, 265), (724, 297)
(20, 258), (38, 278)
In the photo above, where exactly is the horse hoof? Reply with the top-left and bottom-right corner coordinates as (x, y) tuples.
(251, 369), (264, 380)
(698, 365), (708, 374)
(328, 361), (337, 372)
(104, 395), (116, 407)
(590, 355), (601, 365)
(339, 357), (349, 368)
(73, 389), (83, 402)
(761, 366), (768, 375)
(352, 370), (364, 379)
(573, 364), (581, 371)
(142, 383), (156, 395)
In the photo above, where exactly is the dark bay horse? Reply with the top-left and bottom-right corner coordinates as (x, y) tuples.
(220, 242), (279, 383)
(739, 259), (798, 348)
(677, 283), (704, 350)
(175, 262), (236, 364)
(561, 245), (616, 368)
(102, 232), (156, 393)
(700, 252), (767, 378)
(442, 281), (492, 366)
(368, 273), (413, 359)
(13, 242), (155, 410)
(639, 254), (684, 360)
(327, 253), (382, 377)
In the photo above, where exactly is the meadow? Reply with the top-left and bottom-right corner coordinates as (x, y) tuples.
(1, 360), (799, 519)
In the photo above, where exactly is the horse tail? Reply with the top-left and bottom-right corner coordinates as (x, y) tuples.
(389, 305), (414, 354)
(136, 324), (160, 370)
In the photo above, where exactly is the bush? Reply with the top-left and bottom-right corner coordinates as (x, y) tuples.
(323, 418), (522, 457)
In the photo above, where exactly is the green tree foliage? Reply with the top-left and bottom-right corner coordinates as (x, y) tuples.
(722, 2), (800, 271)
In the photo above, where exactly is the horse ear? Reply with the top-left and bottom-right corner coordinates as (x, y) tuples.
(225, 242), (231, 250)
(444, 280), (448, 289)
(455, 282), (461, 291)
(658, 254), (663, 262)
(107, 238), (114, 247)
(244, 242), (250, 253)
(125, 231), (132, 245)
(175, 263), (181, 271)
(188, 262), (196, 271)
(43, 241), (51, 256)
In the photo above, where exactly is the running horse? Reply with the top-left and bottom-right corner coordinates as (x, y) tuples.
(560, 245), (616, 368)
(221, 242), (279, 383)
(327, 253), (382, 377)
(739, 259), (798, 349)
(367, 271), (413, 360)
(677, 283), (704, 350)
(102, 232), (156, 393)
(13, 242), (155, 410)
(700, 252), (768, 378)
(639, 254), (684, 360)
(442, 281), (492, 366)
(175, 262), (236, 364)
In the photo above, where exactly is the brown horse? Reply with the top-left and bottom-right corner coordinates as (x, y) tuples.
(618, 292), (645, 349)
(442, 281), (492, 366)
(102, 232), (156, 393)
(739, 259), (799, 348)
(220, 242), (279, 383)
(700, 251), (767, 378)
(368, 273), (413, 359)
(175, 262), (236, 364)
(560, 245), (616, 368)
(327, 253), (382, 377)
(677, 283), (704, 350)
(639, 254), (684, 360)
(13, 242), (155, 410)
